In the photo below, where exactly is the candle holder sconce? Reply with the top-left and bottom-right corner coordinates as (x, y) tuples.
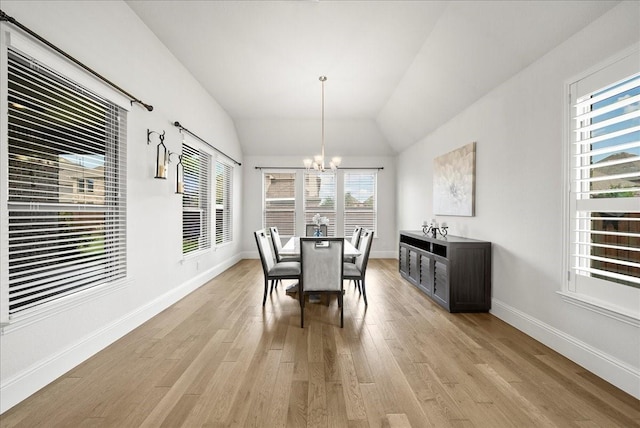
(147, 129), (168, 179)
(423, 221), (448, 239)
(175, 154), (184, 194)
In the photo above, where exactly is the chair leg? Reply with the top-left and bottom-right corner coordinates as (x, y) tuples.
(339, 293), (344, 328)
(301, 299), (305, 328)
(356, 280), (362, 294)
(262, 279), (268, 306)
(361, 279), (368, 306)
(270, 280), (276, 294)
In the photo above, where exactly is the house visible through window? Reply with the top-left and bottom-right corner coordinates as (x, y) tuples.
(304, 171), (336, 236)
(566, 50), (640, 317)
(344, 171), (377, 238)
(263, 172), (296, 237)
(4, 48), (127, 318)
(182, 142), (211, 254)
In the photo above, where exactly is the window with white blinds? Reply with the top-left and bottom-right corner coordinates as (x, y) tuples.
(263, 172), (296, 237)
(215, 160), (232, 245)
(344, 172), (377, 238)
(182, 142), (211, 254)
(570, 67), (640, 291)
(5, 48), (127, 317)
(304, 171), (336, 236)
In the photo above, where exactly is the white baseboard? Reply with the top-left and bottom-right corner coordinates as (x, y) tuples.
(0, 254), (242, 413)
(491, 298), (640, 399)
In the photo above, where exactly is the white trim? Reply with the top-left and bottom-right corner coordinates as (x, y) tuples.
(562, 43), (640, 313)
(557, 291), (640, 327)
(491, 298), (640, 399)
(0, 254), (242, 413)
(1, 278), (131, 334)
(0, 25), (9, 325)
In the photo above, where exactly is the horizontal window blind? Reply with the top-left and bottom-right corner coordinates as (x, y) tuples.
(215, 160), (232, 244)
(263, 172), (296, 237)
(182, 142), (211, 254)
(304, 171), (336, 236)
(573, 72), (640, 287)
(7, 48), (127, 315)
(344, 172), (377, 237)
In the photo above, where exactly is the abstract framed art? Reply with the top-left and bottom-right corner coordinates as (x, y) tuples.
(433, 142), (476, 216)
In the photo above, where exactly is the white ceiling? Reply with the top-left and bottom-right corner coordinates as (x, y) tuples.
(126, 0), (617, 157)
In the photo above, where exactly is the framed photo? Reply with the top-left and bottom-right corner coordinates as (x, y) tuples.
(433, 142), (476, 216)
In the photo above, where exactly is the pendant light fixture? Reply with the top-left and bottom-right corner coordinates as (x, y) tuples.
(303, 76), (341, 171)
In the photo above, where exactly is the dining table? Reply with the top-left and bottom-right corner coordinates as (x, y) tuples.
(280, 236), (361, 258)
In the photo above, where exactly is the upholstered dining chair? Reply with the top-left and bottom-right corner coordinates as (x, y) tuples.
(269, 226), (299, 262)
(299, 237), (344, 328)
(305, 224), (328, 237)
(343, 229), (374, 306)
(345, 225), (362, 263)
(254, 229), (300, 306)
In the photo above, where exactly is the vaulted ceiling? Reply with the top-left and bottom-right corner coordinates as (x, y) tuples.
(126, 0), (617, 157)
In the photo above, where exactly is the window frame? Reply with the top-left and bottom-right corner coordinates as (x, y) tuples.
(0, 24), (130, 328)
(304, 170), (337, 236)
(215, 159), (233, 245)
(262, 170), (297, 238)
(343, 170), (378, 239)
(561, 44), (640, 325)
(181, 138), (212, 256)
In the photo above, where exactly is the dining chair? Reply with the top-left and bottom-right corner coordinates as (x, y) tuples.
(305, 224), (328, 237)
(345, 225), (362, 263)
(269, 226), (299, 262)
(343, 229), (374, 306)
(299, 237), (344, 328)
(254, 229), (301, 306)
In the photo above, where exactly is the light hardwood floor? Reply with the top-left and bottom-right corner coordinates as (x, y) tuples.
(2, 259), (639, 427)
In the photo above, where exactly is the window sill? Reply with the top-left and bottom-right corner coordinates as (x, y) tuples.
(2, 277), (132, 335)
(557, 291), (640, 327)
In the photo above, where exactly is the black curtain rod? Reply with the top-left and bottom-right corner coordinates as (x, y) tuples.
(174, 121), (242, 166)
(254, 166), (384, 170)
(0, 9), (153, 112)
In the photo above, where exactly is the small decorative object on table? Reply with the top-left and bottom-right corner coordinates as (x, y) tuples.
(312, 213), (329, 236)
(422, 219), (448, 238)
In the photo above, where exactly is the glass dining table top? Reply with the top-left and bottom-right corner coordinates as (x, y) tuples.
(280, 237), (360, 257)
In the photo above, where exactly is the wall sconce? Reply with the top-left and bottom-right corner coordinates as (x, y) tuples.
(175, 154), (184, 194)
(147, 129), (167, 179)
(422, 219), (448, 238)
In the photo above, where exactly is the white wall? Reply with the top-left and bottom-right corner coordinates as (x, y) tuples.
(242, 155), (397, 259)
(0, 1), (244, 412)
(396, 1), (640, 398)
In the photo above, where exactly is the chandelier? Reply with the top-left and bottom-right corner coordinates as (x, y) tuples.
(303, 76), (341, 171)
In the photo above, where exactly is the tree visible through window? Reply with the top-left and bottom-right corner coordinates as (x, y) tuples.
(344, 172), (377, 238)
(215, 161), (232, 244)
(304, 171), (336, 236)
(5, 48), (127, 317)
(182, 142), (211, 254)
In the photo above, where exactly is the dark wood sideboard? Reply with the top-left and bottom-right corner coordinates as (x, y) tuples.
(399, 231), (491, 312)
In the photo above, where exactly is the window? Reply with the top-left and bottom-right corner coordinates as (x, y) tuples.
(566, 49), (639, 318)
(344, 171), (377, 237)
(215, 160), (232, 245)
(304, 171), (336, 236)
(263, 172), (296, 237)
(4, 48), (127, 318)
(182, 142), (211, 254)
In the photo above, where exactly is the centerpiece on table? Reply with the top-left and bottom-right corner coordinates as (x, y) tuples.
(312, 213), (329, 237)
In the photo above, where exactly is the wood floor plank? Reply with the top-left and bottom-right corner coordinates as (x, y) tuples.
(2, 259), (637, 428)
